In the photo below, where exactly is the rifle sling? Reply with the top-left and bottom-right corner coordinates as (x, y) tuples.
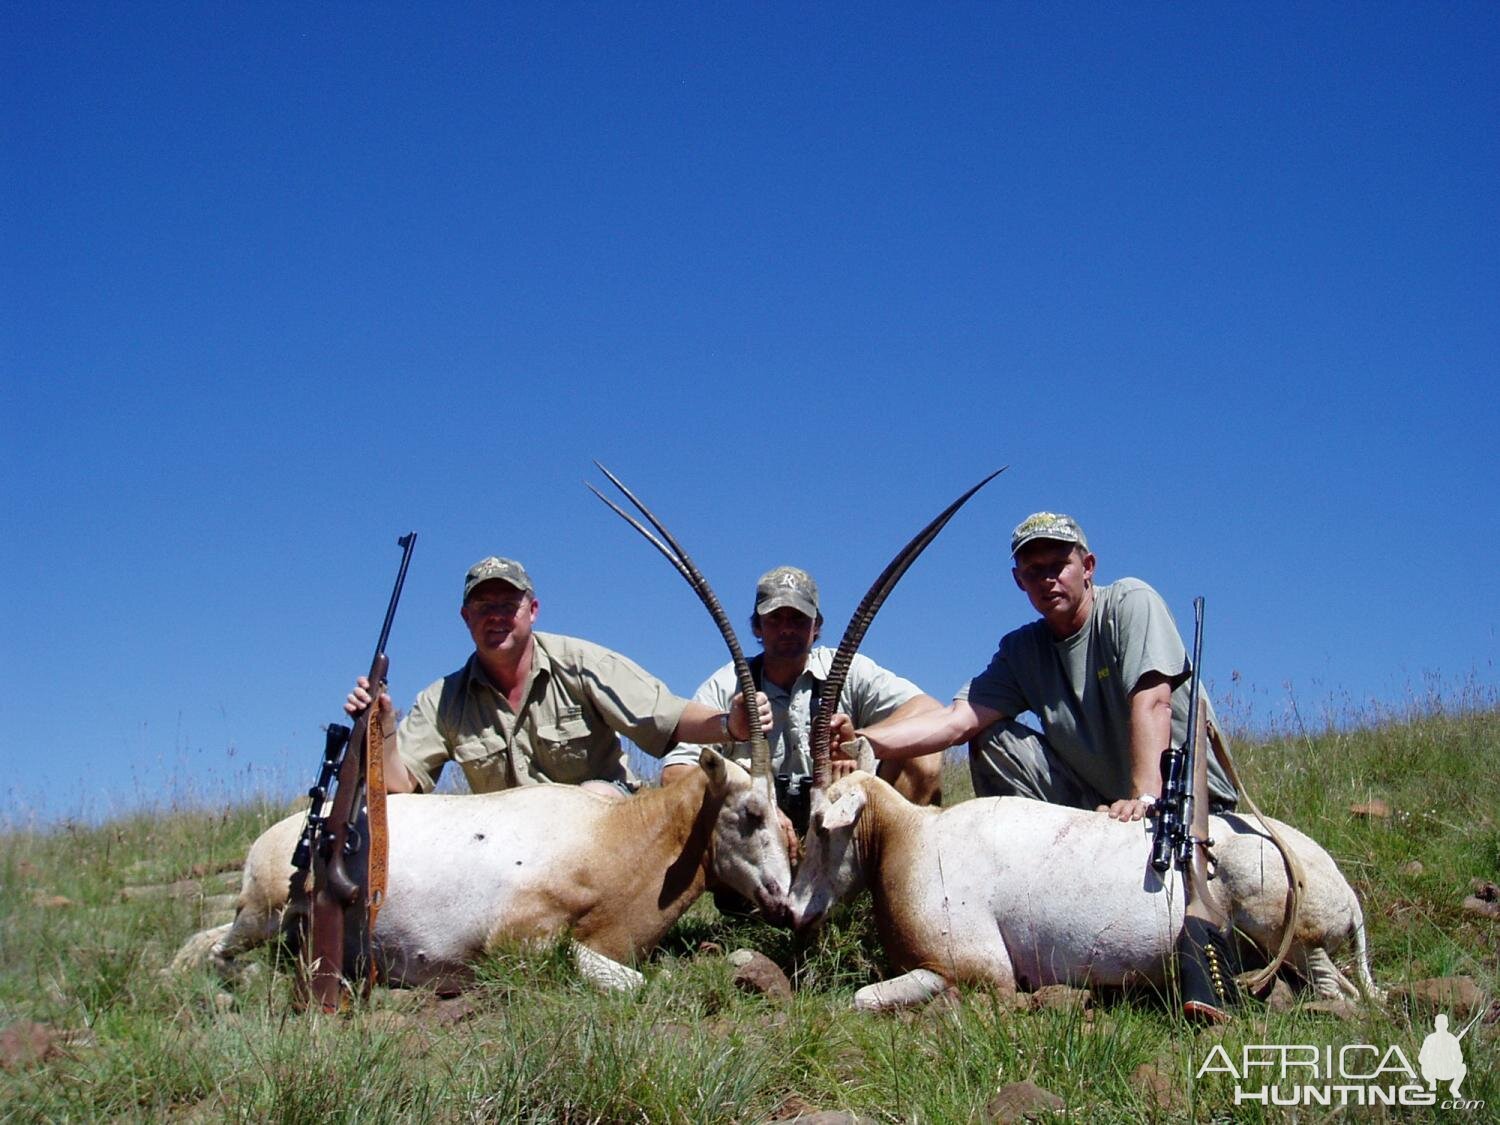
(365, 701), (389, 989)
(1205, 719), (1307, 992)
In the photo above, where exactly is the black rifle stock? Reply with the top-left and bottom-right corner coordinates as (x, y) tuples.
(1149, 597), (1240, 1022)
(286, 532), (415, 1012)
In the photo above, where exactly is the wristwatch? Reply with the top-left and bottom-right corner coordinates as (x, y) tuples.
(720, 710), (736, 742)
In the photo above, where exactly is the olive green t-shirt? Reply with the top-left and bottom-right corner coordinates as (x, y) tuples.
(957, 579), (1236, 804)
(396, 631), (690, 793)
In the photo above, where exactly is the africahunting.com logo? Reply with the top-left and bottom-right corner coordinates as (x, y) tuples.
(1198, 1012), (1485, 1110)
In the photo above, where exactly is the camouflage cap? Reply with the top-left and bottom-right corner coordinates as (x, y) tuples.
(463, 556), (534, 601)
(1010, 512), (1089, 557)
(754, 566), (820, 619)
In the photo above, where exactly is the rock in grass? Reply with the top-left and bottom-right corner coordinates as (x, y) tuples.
(1132, 1059), (1186, 1114)
(732, 951), (792, 1002)
(985, 1081), (1065, 1122)
(1029, 984), (1091, 1013)
(1463, 896), (1500, 919)
(1393, 976), (1484, 1019)
(1263, 978), (1297, 1012)
(0, 1021), (64, 1070)
(1349, 799), (1391, 819)
(1304, 998), (1361, 1021)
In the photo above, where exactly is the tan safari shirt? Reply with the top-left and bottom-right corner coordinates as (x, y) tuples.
(395, 631), (691, 793)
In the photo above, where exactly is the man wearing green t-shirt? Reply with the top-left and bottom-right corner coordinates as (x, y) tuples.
(854, 512), (1236, 820)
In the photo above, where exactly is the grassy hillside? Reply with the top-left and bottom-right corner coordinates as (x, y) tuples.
(2, 707), (1496, 1122)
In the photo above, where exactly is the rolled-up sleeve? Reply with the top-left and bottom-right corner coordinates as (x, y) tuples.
(955, 642), (1027, 718)
(575, 648), (692, 758)
(395, 679), (452, 793)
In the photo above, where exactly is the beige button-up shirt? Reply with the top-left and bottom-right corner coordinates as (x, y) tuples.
(396, 631), (690, 793)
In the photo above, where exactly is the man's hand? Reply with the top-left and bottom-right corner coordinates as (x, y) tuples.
(777, 808), (801, 865)
(1099, 795), (1156, 822)
(726, 691), (773, 741)
(829, 714), (862, 778)
(346, 675), (394, 721)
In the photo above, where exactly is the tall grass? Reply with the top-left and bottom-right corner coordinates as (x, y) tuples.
(2, 705), (1495, 1122)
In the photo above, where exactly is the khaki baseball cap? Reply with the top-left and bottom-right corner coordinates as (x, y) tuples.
(463, 556), (534, 601)
(755, 566), (819, 618)
(1010, 512), (1089, 557)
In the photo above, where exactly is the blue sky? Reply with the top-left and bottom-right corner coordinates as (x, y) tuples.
(3, 4), (1495, 825)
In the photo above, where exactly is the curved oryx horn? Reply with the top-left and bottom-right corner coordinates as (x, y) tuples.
(588, 463), (775, 789)
(811, 467), (1007, 790)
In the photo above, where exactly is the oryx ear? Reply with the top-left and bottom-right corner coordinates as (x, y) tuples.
(697, 747), (729, 796)
(853, 735), (876, 775)
(820, 786), (867, 831)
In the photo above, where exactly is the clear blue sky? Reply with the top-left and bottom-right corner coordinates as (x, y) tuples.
(3, 4), (1495, 825)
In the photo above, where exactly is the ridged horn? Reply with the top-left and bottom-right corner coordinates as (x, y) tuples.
(811, 467), (1007, 790)
(588, 463), (775, 790)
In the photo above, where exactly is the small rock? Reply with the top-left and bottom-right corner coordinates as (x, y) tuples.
(732, 952), (792, 1002)
(1401, 860), (1424, 877)
(1304, 998), (1360, 1021)
(772, 1112), (870, 1125)
(368, 1011), (410, 1033)
(1264, 978), (1296, 1013)
(1030, 984), (1091, 1013)
(212, 991), (234, 1014)
(432, 997), (476, 1026)
(1470, 879), (1500, 901)
(727, 948), (757, 968)
(0, 1021), (64, 1070)
(1394, 976), (1484, 1019)
(31, 893), (74, 909)
(1462, 896), (1500, 919)
(769, 1093), (816, 1121)
(120, 879), (203, 902)
(1350, 800), (1391, 819)
(985, 1080), (1065, 1123)
(1131, 1059), (1185, 1113)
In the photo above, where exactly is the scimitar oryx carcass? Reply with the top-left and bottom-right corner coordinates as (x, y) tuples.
(174, 467), (796, 993)
(773, 469), (1378, 1013)
(787, 763), (1378, 1011)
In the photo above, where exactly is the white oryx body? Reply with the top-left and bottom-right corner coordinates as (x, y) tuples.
(174, 751), (790, 990)
(789, 772), (1377, 1011)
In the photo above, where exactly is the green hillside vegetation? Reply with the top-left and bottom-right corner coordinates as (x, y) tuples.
(2, 705), (1496, 1122)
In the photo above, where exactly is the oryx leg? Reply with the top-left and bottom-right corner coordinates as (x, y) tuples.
(854, 968), (953, 1012)
(571, 941), (644, 992)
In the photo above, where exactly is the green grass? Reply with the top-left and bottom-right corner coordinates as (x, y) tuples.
(2, 705), (1496, 1122)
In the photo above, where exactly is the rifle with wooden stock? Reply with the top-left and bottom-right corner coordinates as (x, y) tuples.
(284, 532), (416, 1012)
(1150, 596), (1240, 1023)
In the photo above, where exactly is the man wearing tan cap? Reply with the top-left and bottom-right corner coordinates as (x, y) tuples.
(348, 555), (770, 798)
(852, 513), (1236, 818)
(662, 566), (944, 854)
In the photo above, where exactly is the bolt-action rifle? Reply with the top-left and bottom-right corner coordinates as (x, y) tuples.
(284, 532), (416, 1012)
(1150, 597), (1240, 1023)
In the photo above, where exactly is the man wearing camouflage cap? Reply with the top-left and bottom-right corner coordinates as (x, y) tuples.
(662, 566), (944, 858)
(348, 555), (771, 797)
(853, 513), (1236, 820)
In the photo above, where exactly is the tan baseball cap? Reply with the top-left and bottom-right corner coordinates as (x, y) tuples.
(754, 566), (819, 618)
(463, 556), (534, 601)
(1010, 512), (1089, 557)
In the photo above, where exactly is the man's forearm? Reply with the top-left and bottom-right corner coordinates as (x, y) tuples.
(860, 700), (995, 761)
(1127, 679), (1174, 798)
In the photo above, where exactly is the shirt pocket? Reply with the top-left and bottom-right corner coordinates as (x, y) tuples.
(451, 736), (514, 792)
(533, 718), (594, 784)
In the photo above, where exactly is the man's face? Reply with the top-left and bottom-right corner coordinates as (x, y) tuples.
(754, 606), (818, 663)
(1012, 540), (1095, 636)
(460, 580), (537, 661)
